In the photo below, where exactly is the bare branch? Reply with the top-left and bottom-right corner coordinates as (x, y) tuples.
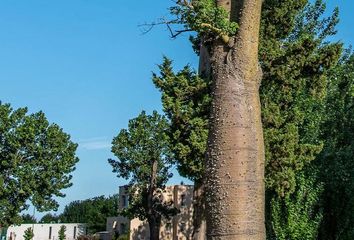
(138, 18), (193, 39)
(170, 28), (194, 39)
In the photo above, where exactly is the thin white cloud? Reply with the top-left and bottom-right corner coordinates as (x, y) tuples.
(79, 137), (112, 150)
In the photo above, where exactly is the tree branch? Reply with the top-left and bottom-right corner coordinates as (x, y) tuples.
(200, 23), (229, 43)
(139, 18), (193, 39)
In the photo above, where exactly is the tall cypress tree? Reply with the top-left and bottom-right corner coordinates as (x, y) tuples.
(153, 58), (211, 239)
(259, 1), (342, 238)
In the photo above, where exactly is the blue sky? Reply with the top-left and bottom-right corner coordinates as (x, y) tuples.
(0, 1), (352, 219)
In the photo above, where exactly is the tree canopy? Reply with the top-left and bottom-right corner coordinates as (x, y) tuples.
(60, 195), (118, 234)
(153, 59), (211, 183)
(317, 52), (354, 240)
(259, 1), (342, 238)
(109, 111), (177, 239)
(0, 102), (79, 227)
(20, 214), (37, 224)
(40, 213), (61, 223)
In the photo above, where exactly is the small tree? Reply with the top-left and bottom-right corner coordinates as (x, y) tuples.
(58, 225), (66, 240)
(108, 111), (177, 240)
(23, 227), (34, 240)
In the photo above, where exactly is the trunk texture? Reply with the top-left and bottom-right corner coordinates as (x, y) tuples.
(199, 40), (211, 79)
(205, 0), (265, 239)
(147, 160), (160, 240)
(192, 180), (207, 240)
(192, 33), (211, 240)
(148, 216), (161, 240)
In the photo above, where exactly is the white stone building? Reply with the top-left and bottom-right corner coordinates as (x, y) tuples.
(6, 223), (86, 240)
(107, 185), (194, 240)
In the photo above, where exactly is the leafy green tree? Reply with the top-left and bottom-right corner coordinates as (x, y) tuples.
(260, 0), (340, 198)
(152, 58), (210, 238)
(40, 213), (60, 223)
(108, 111), (177, 240)
(20, 214), (37, 224)
(317, 52), (354, 240)
(58, 225), (66, 240)
(23, 227), (34, 240)
(154, 0), (341, 238)
(153, 59), (210, 184)
(0, 102), (79, 227)
(60, 195), (118, 234)
(260, 1), (341, 238)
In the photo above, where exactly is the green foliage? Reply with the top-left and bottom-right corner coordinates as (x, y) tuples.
(109, 111), (177, 221)
(20, 214), (37, 224)
(260, 1), (342, 238)
(162, 0), (341, 194)
(317, 52), (354, 240)
(58, 225), (66, 240)
(23, 227), (34, 240)
(268, 169), (323, 240)
(153, 58), (211, 182)
(159, 0), (341, 187)
(170, 0), (238, 43)
(0, 102), (79, 227)
(289, 0), (339, 41)
(260, 0), (341, 197)
(155, 0), (343, 239)
(116, 233), (129, 240)
(40, 213), (60, 223)
(60, 195), (118, 234)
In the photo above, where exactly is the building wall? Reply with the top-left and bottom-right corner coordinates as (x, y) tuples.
(106, 216), (129, 237)
(109, 185), (194, 240)
(171, 185), (194, 240)
(7, 223), (86, 240)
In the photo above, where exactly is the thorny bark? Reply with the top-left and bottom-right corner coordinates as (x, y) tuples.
(205, 0), (265, 239)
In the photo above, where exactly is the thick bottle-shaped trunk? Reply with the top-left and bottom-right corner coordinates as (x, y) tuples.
(205, 0), (265, 239)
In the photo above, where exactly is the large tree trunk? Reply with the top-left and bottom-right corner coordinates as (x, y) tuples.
(205, 0), (265, 239)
